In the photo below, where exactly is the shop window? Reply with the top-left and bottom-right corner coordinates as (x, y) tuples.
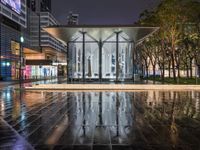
(11, 41), (20, 55)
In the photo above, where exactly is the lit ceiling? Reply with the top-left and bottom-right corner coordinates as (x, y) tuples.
(43, 25), (159, 44)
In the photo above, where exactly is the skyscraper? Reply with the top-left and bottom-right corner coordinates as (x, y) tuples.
(41, 0), (51, 12)
(67, 11), (79, 25)
(28, 0), (51, 12)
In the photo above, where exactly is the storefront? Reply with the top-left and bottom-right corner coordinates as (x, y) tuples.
(10, 40), (21, 80)
(52, 62), (67, 77)
(24, 65), (58, 79)
(44, 25), (158, 81)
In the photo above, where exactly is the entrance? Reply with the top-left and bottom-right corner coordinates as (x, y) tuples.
(67, 32), (135, 82)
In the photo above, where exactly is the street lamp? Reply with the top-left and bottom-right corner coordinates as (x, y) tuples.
(19, 36), (24, 87)
(20, 36), (24, 43)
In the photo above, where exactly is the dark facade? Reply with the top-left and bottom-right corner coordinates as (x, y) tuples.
(0, 19), (21, 80)
(41, 0), (51, 12)
(0, 11), (37, 80)
(0, 0), (66, 81)
(28, 0), (51, 12)
(0, 0), (32, 81)
(67, 12), (79, 25)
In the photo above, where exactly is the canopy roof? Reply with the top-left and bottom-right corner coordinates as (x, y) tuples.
(43, 25), (159, 43)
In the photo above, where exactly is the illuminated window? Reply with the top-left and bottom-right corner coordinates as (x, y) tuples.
(11, 41), (20, 55)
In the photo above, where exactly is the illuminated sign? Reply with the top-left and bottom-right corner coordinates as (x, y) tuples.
(52, 63), (67, 66)
(1, 0), (21, 14)
(11, 41), (20, 55)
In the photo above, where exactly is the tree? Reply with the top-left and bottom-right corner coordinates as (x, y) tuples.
(138, 0), (200, 83)
(140, 44), (151, 78)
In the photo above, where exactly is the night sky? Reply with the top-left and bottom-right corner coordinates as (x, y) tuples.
(52, 0), (161, 25)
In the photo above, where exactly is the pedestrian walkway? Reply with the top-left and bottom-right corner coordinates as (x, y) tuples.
(0, 77), (67, 89)
(25, 84), (200, 91)
(0, 81), (16, 88)
(1, 90), (200, 150)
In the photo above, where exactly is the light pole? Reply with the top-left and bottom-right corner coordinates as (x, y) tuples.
(19, 36), (24, 88)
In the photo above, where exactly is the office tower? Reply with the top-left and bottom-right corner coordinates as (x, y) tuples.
(28, 0), (51, 12)
(67, 11), (79, 25)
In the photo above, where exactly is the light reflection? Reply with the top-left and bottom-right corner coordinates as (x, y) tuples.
(21, 112), (25, 121)
(45, 116), (69, 145)
(12, 136), (33, 150)
(194, 92), (200, 118)
(0, 100), (5, 117)
(7, 92), (11, 99)
(1, 89), (200, 147)
(12, 99), (21, 120)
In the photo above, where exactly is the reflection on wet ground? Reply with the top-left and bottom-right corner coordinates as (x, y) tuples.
(19, 77), (68, 88)
(0, 89), (200, 150)
(0, 78), (68, 89)
(0, 118), (34, 150)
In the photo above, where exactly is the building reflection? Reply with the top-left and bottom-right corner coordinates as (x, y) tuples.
(0, 89), (200, 147)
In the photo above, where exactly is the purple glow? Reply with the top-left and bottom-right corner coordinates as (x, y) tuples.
(1, 0), (21, 14)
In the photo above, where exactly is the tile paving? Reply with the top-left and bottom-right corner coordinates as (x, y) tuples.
(0, 118), (34, 150)
(0, 88), (200, 150)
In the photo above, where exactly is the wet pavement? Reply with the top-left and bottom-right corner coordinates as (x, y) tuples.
(0, 87), (200, 150)
(0, 118), (34, 150)
(0, 77), (67, 88)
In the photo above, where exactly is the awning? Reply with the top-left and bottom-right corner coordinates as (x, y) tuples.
(43, 25), (159, 43)
(24, 48), (41, 54)
(26, 60), (53, 65)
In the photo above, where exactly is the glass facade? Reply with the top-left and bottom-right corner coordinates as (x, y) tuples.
(0, 24), (22, 80)
(24, 65), (57, 79)
(68, 31), (135, 81)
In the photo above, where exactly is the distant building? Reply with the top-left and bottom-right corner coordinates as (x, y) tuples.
(27, 0), (51, 12)
(39, 12), (67, 62)
(67, 11), (79, 25)
(26, 0), (67, 79)
(41, 0), (51, 12)
(0, 0), (27, 27)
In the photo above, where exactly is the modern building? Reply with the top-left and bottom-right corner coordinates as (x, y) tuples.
(27, 0), (51, 12)
(41, 0), (51, 12)
(0, 0), (67, 81)
(0, 0), (28, 80)
(44, 25), (158, 81)
(24, 3), (67, 79)
(67, 11), (79, 25)
(40, 11), (67, 59)
(37, 12), (67, 77)
(0, 0), (27, 27)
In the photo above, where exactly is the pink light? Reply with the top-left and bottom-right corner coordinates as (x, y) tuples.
(24, 66), (32, 79)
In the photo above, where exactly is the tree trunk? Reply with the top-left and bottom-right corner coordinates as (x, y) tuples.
(153, 64), (156, 81)
(171, 52), (176, 82)
(146, 67), (149, 78)
(162, 63), (165, 83)
(190, 58), (193, 78)
(177, 65), (180, 78)
(168, 61), (171, 78)
(186, 65), (189, 78)
(141, 64), (144, 78)
(177, 65), (180, 84)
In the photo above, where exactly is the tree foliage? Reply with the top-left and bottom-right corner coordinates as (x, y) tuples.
(138, 0), (200, 83)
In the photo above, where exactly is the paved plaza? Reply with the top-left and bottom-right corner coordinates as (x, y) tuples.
(0, 84), (200, 150)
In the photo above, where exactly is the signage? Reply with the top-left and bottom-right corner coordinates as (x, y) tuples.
(52, 62), (67, 66)
(1, 0), (21, 14)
